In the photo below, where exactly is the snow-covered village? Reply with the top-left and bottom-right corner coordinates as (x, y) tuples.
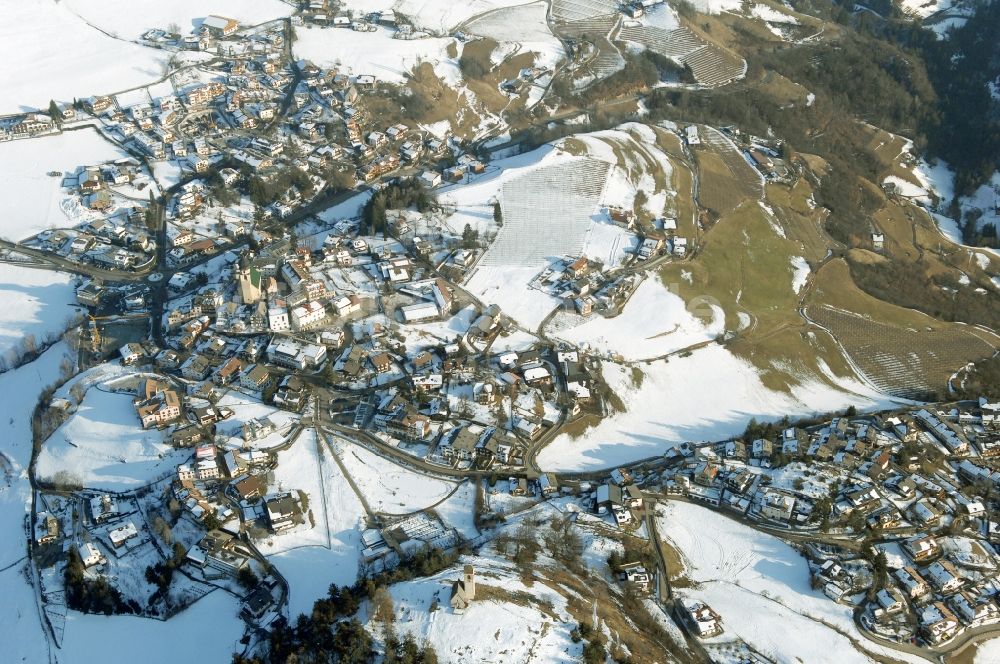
(3, 0), (1000, 663)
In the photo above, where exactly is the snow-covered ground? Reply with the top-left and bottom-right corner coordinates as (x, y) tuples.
(0, 265), (79, 360)
(390, 0), (525, 32)
(294, 25), (459, 86)
(750, 3), (799, 24)
(658, 501), (927, 664)
(0, 129), (130, 241)
(887, 144), (1000, 258)
(35, 385), (185, 490)
(457, 125), (683, 331)
(555, 277), (724, 361)
(897, 0), (957, 19)
(333, 438), (457, 514)
(976, 637), (1000, 663)
(62, 0), (292, 40)
(686, 0), (743, 14)
(369, 554), (582, 662)
(537, 344), (896, 471)
(0, 0), (170, 113)
(790, 255), (810, 294)
(60, 589), (244, 664)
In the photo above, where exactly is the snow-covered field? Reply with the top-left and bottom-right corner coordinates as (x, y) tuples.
(897, 0), (957, 19)
(294, 25), (459, 86)
(433, 480), (479, 540)
(0, 129), (130, 241)
(265, 429), (367, 618)
(0, 0), (169, 113)
(465, 265), (563, 331)
(457, 125), (683, 331)
(658, 501), (927, 664)
(0, 343), (76, 661)
(334, 438), (457, 514)
(340, 0), (533, 34)
(62, 0), (292, 39)
(36, 386), (185, 490)
(555, 277), (724, 361)
(60, 589), (244, 664)
(0, 265), (78, 359)
(790, 255), (810, 294)
(537, 343), (895, 471)
(463, 1), (565, 70)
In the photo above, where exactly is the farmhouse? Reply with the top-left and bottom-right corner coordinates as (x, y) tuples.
(134, 379), (182, 428)
(203, 15), (239, 37)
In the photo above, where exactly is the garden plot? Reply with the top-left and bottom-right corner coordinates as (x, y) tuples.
(0, 1), (170, 113)
(555, 277), (723, 360)
(0, 129), (130, 241)
(537, 343), (895, 471)
(332, 438), (456, 514)
(402, 306), (477, 353)
(214, 392), (299, 449)
(368, 554), (582, 663)
(61, 0), (292, 40)
(36, 386), (186, 491)
(806, 304), (999, 399)
(657, 501), (926, 664)
(294, 24), (459, 86)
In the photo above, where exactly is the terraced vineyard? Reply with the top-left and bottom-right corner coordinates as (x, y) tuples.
(550, 0), (619, 22)
(806, 304), (1000, 399)
(555, 13), (626, 83)
(480, 158), (610, 267)
(618, 25), (746, 87)
(694, 127), (765, 213)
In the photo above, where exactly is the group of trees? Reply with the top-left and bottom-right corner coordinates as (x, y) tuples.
(247, 167), (314, 207)
(571, 621), (608, 664)
(361, 178), (433, 235)
(458, 39), (496, 80)
(65, 547), (135, 615)
(460, 223), (479, 249)
(144, 542), (188, 609)
(953, 355), (1000, 400)
(576, 51), (672, 104)
(847, 258), (1000, 331)
(238, 546), (457, 663)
